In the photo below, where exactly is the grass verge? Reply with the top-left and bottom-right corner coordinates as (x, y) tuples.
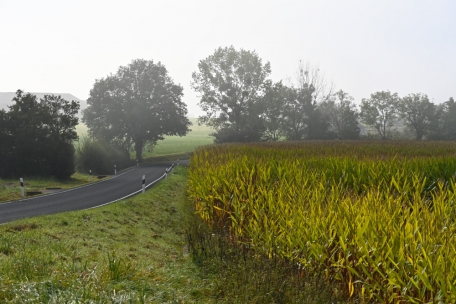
(0, 166), (217, 303)
(0, 172), (97, 203)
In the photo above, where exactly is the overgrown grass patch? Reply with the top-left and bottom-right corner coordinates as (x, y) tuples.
(0, 166), (217, 303)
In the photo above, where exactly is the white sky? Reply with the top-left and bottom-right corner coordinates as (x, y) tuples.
(1, 0), (455, 117)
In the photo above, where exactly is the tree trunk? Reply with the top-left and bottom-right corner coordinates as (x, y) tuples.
(135, 138), (144, 162)
(416, 129), (423, 140)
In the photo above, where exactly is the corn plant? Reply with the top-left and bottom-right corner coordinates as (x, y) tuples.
(188, 141), (456, 302)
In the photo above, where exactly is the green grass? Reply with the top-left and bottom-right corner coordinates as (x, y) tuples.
(142, 120), (213, 158)
(75, 118), (214, 159)
(0, 167), (218, 303)
(0, 172), (96, 203)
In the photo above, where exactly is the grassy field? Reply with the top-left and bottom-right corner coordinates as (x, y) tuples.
(0, 167), (218, 303)
(75, 118), (214, 159)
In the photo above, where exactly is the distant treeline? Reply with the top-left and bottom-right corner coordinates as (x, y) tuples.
(192, 46), (456, 142)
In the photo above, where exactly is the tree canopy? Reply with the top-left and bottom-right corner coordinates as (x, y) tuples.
(439, 97), (456, 140)
(320, 90), (360, 139)
(0, 90), (79, 178)
(360, 91), (399, 140)
(398, 93), (437, 140)
(83, 59), (191, 161)
(191, 46), (270, 143)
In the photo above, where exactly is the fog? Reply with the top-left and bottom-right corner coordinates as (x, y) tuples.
(1, 0), (455, 117)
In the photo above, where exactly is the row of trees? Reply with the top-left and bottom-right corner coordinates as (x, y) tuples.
(191, 46), (455, 142)
(2, 48), (453, 177)
(0, 91), (79, 178)
(1, 60), (192, 178)
(360, 93), (456, 140)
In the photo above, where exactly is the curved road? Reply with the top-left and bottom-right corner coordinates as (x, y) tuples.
(0, 164), (173, 224)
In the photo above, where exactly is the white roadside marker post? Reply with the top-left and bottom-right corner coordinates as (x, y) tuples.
(89, 170), (92, 182)
(142, 175), (145, 194)
(165, 168), (168, 179)
(114, 165), (117, 175)
(136, 159), (139, 167)
(20, 178), (24, 198)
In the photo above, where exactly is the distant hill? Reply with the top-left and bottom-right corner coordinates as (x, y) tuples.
(0, 92), (86, 116)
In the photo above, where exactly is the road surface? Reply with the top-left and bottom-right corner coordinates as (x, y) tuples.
(0, 164), (173, 224)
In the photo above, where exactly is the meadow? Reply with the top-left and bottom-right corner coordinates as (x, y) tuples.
(75, 118), (214, 160)
(188, 141), (456, 303)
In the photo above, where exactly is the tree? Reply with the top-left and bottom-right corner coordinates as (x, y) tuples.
(280, 86), (306, 140)
(280, 63), (332, 141)
(295, 61), (333, 104)
(360, 91), (399, 140)
(191, 46), (270, 143)
(3, 90), (79, 178)
(397, 93), (436, 140)
(262, 81), (286, 141)
(320, 90), (360, 139)
(83, 59), (191, 161)
(440, 97), (456, 140)
(0, 109), (12, 177)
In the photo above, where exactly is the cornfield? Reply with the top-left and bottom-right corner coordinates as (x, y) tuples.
(188, 141), (456, 303)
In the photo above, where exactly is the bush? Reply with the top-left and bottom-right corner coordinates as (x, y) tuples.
(44, 140), (76, 179)
(75, 137), (132, 175)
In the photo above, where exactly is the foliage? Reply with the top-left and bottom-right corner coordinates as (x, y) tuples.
(398, 93), (437, 140)
(0, 109), (11, 177)
(320, 90), (360, 139)
(188, 141), (456, 303)
(278, 63), (334, 140)
(0, 90), (79, 179)
(439, 97), (456, 140)
(280, 83), (332, 140)
(83, 59), (191, 161)
(191, 46), (270, 143)
(360, 91), (400, 140)
(294, 61), (333, 104)
(75, 136), (131, 175)
(261, 81), (286, 141)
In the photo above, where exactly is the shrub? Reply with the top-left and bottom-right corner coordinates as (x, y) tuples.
(75, 137), (131, 175)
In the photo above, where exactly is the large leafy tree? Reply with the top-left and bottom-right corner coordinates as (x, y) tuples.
(320, 90), (360, 139)
(360, 91), (400, 140)
(280, 63), (333, 140)
(191, 46), (270, 143)
(397, 93), (436, 140)
(281, 83), (331, 140)
(262, 81), (286, 141)
(440, 97), (456, 140)
(83, 59), (191, 161)
(2, 90), (79, 178)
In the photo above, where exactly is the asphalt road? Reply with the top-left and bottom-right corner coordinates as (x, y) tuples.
(0, 164), (173, 224)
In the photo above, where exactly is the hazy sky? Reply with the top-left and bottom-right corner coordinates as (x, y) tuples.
(1, 0), (455, 117)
